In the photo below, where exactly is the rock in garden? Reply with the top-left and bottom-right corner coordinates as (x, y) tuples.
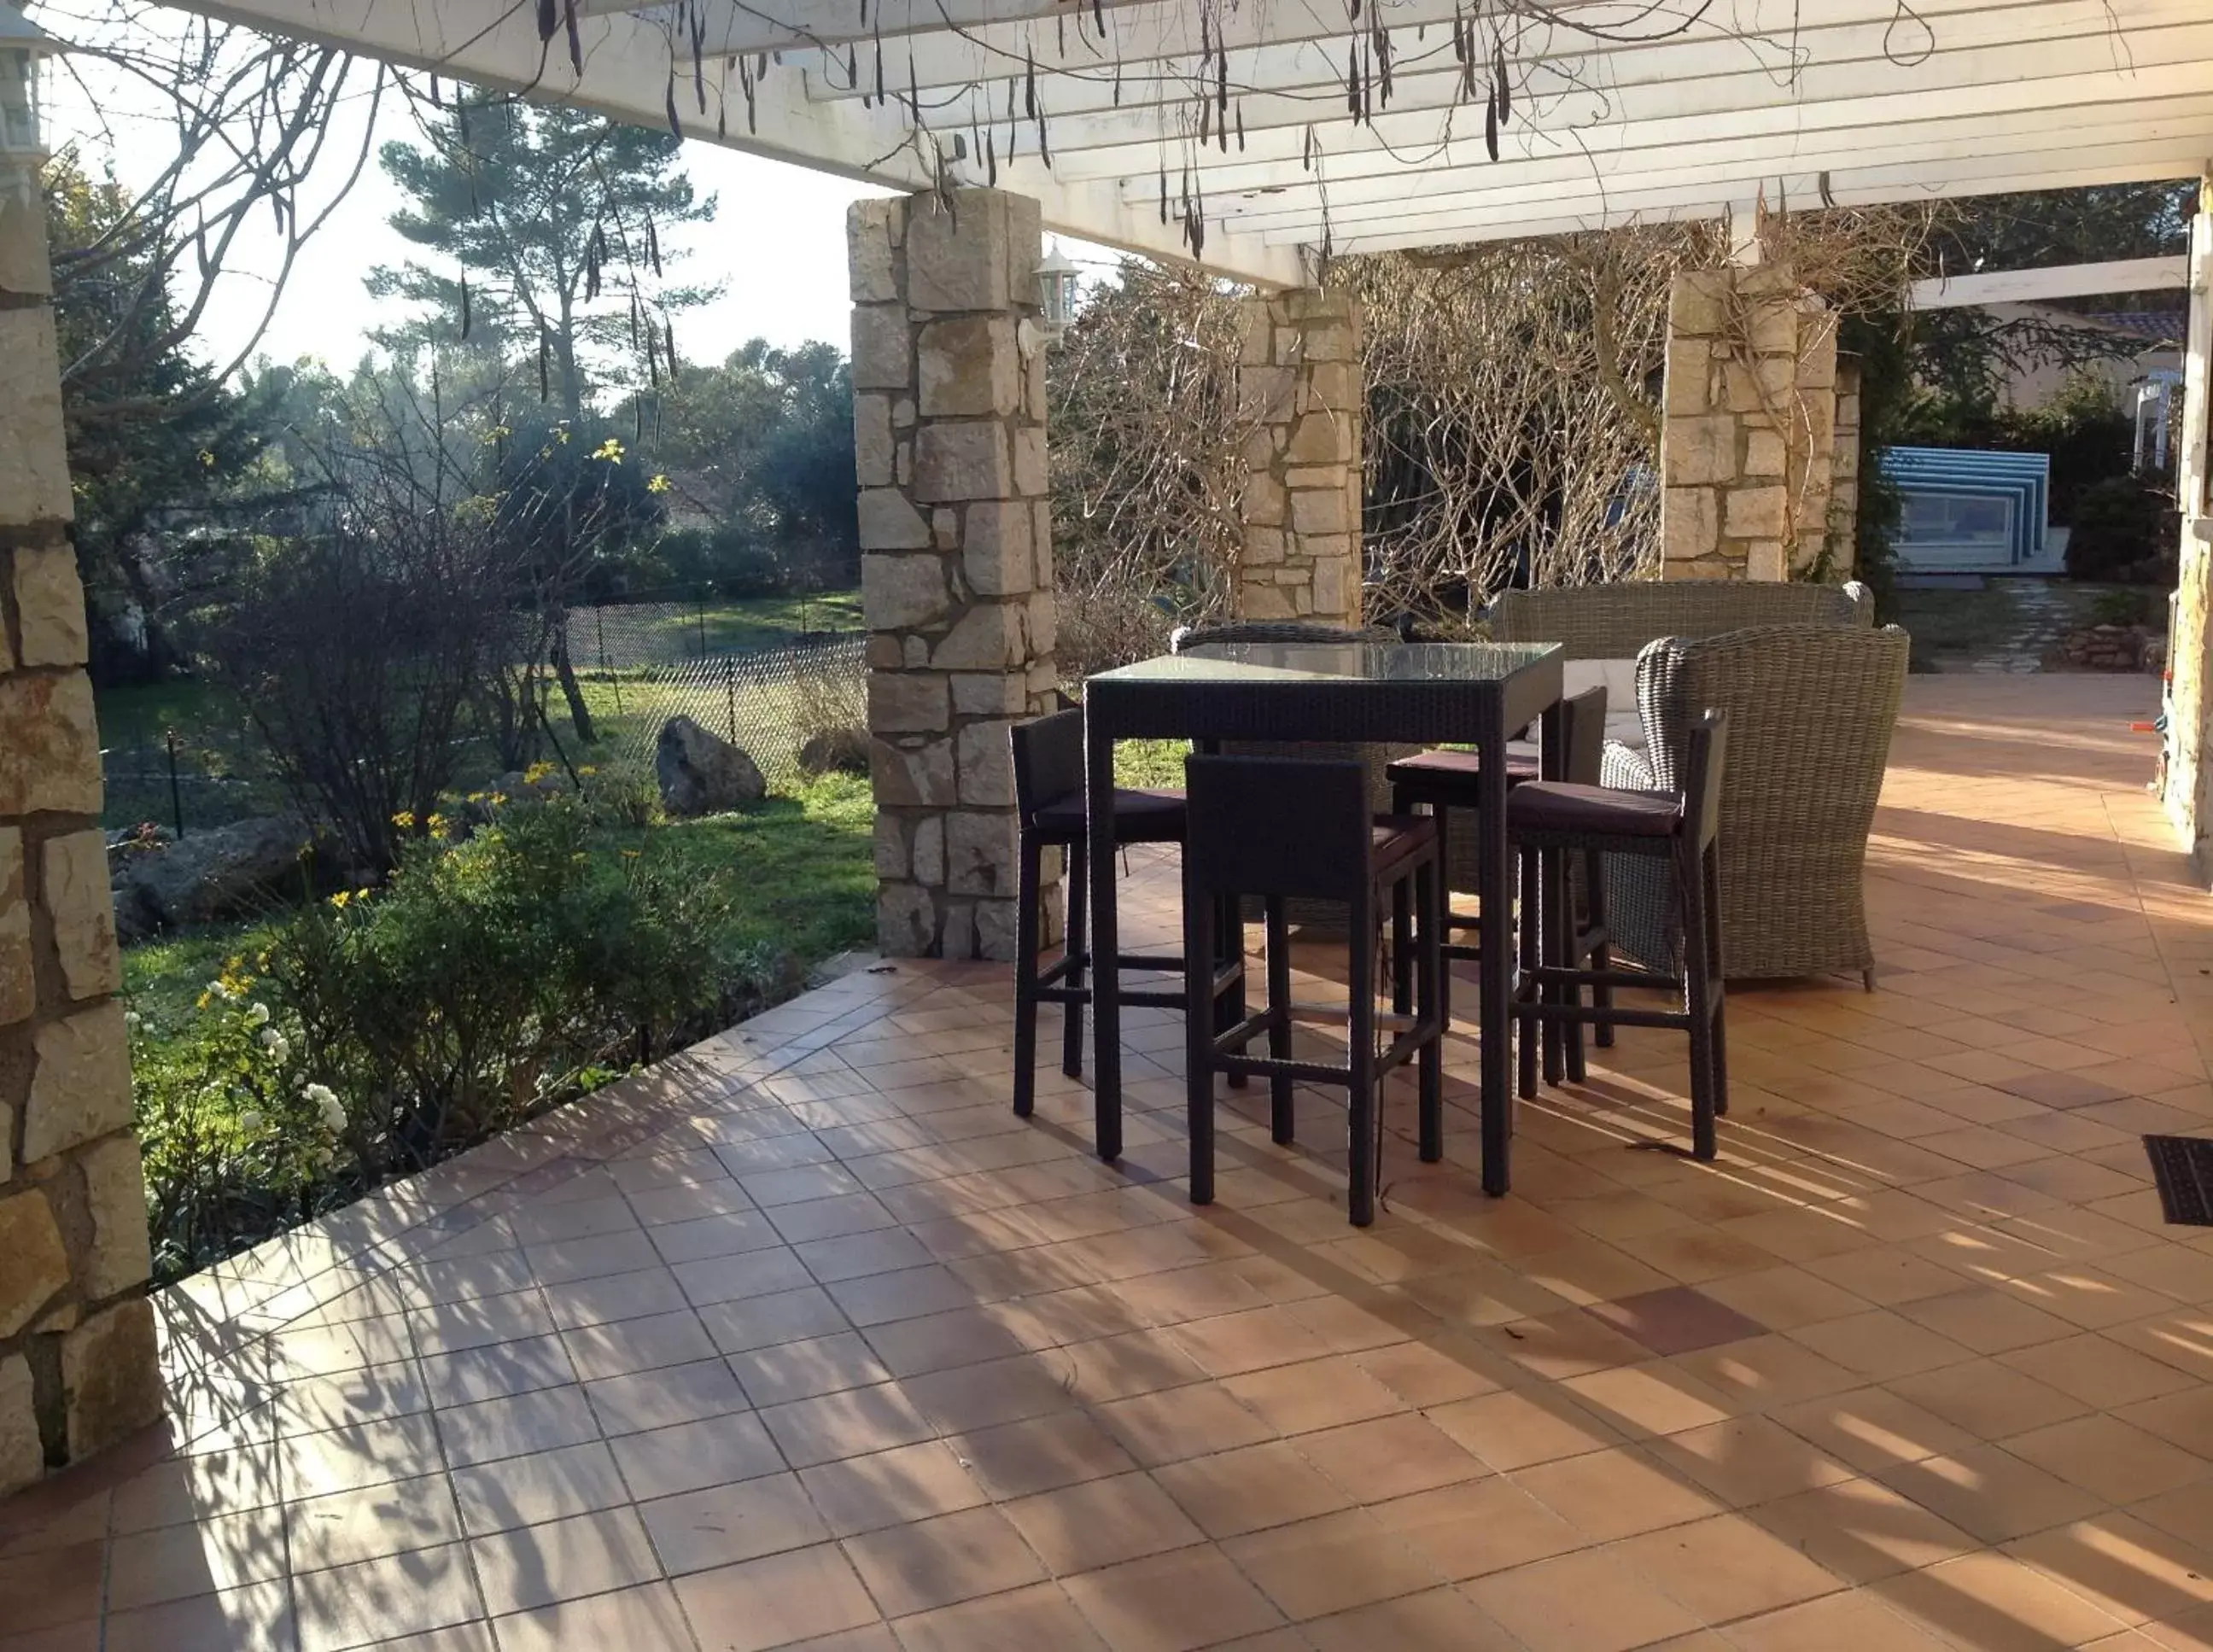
(656, 716), (767, 816)
(798, 727), (870, 777)
(110, 814), (316, 937)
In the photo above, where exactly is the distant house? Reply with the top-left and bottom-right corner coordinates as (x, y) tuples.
(1979, 301), (2183, 409)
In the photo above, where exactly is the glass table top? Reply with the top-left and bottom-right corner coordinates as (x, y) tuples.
(1089, 640), (1562, 686)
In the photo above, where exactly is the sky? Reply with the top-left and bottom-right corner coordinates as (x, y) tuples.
(39, 25), (897, 379)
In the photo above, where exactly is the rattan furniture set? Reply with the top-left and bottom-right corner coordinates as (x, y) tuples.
(1007, 582), (1910, 1219)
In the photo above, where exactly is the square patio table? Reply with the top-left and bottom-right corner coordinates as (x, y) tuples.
(1083, 639), (1566, 1196)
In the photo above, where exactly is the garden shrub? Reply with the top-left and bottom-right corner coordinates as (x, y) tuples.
(2064, 476), (2181, 582)
(132, 797), (768, 1277)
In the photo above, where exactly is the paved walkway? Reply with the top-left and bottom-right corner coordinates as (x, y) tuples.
(8, 676), (2213, 1652)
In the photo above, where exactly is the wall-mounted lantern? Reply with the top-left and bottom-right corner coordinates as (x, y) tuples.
(0, 3), (65, 201)
(1035, 241), (1080, 345)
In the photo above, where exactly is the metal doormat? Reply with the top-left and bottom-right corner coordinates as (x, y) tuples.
(2142, 1135), (2213, 1226)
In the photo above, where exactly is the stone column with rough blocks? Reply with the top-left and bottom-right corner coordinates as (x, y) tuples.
(850, 188), (1059, 962)
(1659, 267), (1839, 582)
(0, 185), (164, 1498)
(1236, 289), (1363, 625)
(1825, 358), (1864, 578)
(2165, 176), (2213, 861)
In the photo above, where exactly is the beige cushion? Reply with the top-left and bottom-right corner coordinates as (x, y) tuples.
(1556, 659), (1646, 752)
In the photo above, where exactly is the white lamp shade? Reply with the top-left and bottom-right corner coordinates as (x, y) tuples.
(0, 4), (65, 160)
(1035, 242), (1080, 341)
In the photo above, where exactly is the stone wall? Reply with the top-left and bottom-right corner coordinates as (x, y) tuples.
(851, 188), (1059, 962)
(1235, 289), (1363, 624)
(2167, 180), (2212, 860)
(0, 187), (163, 1498)
(1826, 358), (1864, 579)
(1660, 267), (1839, 583)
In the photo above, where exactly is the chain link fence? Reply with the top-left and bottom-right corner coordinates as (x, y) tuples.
(582, 635), (867, 788)
(102, 630), (869, 834)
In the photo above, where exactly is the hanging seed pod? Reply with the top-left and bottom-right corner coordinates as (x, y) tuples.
(650, 219), (664, 277)
(665, 72), (683, 137)
(860, 0), (867, 26)
(1159, 164), (1168, 223)
(563, 0), (582, 74)
(634, 400), (643, 444)
(741, 55), (758, 131)
(664, 318), (677, 373)
(1200, 93), (1211, 146)
(1346, 44), (1358, 117)
(535, 0), (555, 41)
(908, 54), (918, 116)
(459, 273), (472, 339)
(1484, 85), (1498, 160)
(986, 124), (998, 184)
(1007, 73), (1017, 120)
(456, 97), (470, 143)
(692, 14), (708, 110)
(1303, 123), (1315, 170)
(1236, 102), (1245, 150)
(1037, 106), (1050, 166)
(629, 292), (641, 351)
(538, 331), (551, 400)
(645, 324), (660, 387)
(1094, 0), (1105, 35)
(1057, 10), (1065, 57)
(1819, 169), (1836, 208)
(1217, 47), (1228, 128)
(1452, 4), (1466, 63)
(429, 73), (442, 106)
(1025, 50), (1036, 118)
(1494, 41), (1509, 125)
(873, 43), (884, 104)
(1376, 26), (1393, 104)
(1113, 56), (1122, 104)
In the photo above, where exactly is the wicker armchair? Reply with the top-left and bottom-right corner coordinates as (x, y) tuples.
(1486, 580), (1873, 657)
(1602, 623), (1909, 984)
(1168, 621), (1416, 934)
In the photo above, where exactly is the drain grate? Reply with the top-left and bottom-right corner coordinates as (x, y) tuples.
(2143, 1135), (2213, 1226)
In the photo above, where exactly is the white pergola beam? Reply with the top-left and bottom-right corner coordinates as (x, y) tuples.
(1039, 15), (2213, 178)
(1910, 255), (2193, 307)
(1219, 107), (2213, 235)
(173, 0), (1302, 284)
(1322, 160), (2213, 253)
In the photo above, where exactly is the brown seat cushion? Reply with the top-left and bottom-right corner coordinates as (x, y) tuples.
(1507, 781), (1679, 839)
(1370, 814), (1439, 875)
(1387, 745), (1544, 795)
(1031, 787), (1187, 842)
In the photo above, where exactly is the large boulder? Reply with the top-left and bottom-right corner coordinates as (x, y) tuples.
(656, 716), (768, 816)
(110, 814), (316, 938)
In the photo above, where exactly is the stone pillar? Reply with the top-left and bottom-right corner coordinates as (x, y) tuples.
(1659, 267), (1839, 582)
(0, 186), (162, 1498)
(850, 188), (1058, 962)
(1236, 289), (1363, 624)
(1825, 358), (1864, 578)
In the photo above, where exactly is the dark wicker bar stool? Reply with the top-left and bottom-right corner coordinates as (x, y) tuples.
(1010, 708), (1241, 1118)
(1508, 709), (1729, 1159)
(1388, 685), (1613, 1080)
(1180, 754), (1445, 1227)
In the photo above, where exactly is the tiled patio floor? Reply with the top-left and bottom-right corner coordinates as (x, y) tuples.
(9, 674), (2213, 1652)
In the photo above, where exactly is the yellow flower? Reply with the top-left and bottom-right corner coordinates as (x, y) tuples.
(488, 793), (508, 807)
(427, 812), (450, 834)
(647, 473), (672, 494)
(576, 765), (599, 777)
(329, 890), (351, 908)
(196, 991), (212, 1011)
(392, 810), (416, 830)
(523, 762), (556, 785)
(591, 436), (625, 464)
(467, 791), (487, 803)
(620, 849), (641, 859)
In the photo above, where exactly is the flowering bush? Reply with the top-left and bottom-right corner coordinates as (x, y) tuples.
(130, 957), (358, 1277)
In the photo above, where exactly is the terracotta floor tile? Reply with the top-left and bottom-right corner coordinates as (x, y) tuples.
(1747, 1476), (1979, 1582)
(1464, 1548), (1704, 1652)
(641, 1470), (832, 1575)
(1292, 1412), (1487, 1503)
(1426, 1389), (1623, 1471)
(586, 1358), (750, 1437)
(797, 1441), (988, 1538)
(1061, 1544), (1288, 1652)
(670, 1544), (882, 1652)
(1610, 1509), (1843, 1622)
(1784, 1309), (1977, 1381)
(1351, 1338), (1503, 1408)
(436, 1385), (602, 1469)
(1871, 1443), (2107, 1545)
(1873, 1550), (2133, 1651)
(1300, 1585), (1523, 1651)
(1665, 1335), (1860, 1413)
(2005, 1509), (2213, 1629)
(102, 1579), (296, 1652)
(890, 1581), (1109, 1652)
(1094, 1381), (1276, 1468)
(725, 1333), (888, 1408)
(949, 1410), (1140, 1500)
(1515, 1446), (1721, 1541)
(1559, 1361), (1739, 1439)
(839, 1505), (1046, 1615)
(1153, 1440), (1355, 1540)
(1219, 1354), (1407, 1436)
(1001, 1470), (1206, 1574)
(470, 1505), (662, 1616)
(488, 1580), (696, 1652)
(559, 1310), (720, 1382)
(291, 1541), (485, 1652)
(451, 1441), (630, 1537)
(287, 1474), (464, 1573)
(2000, 1333), (2202, 1409)
(1588, 1286), (1769, 1356)
(1643, 1416), (1855, 1509)
(1725, 1591), (1955, 1652)
(1888, 1358), (2091, 1440)
(101, 1507), (286, 1613)
(859, 1307), (1028, 1377)
(607, 1411), (785, 1503)
(1220, 1508), (1445, 1621)
(2000, 1414), (2212, 1504)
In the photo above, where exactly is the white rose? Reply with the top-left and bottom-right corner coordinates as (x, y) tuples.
(260, 1029), (289, 1062)
(318, 1095), (347, 1135)
(237, 1109), (265, 1133)
(246, 1002), (272, 1027)
(124, 1010), (143, 1031)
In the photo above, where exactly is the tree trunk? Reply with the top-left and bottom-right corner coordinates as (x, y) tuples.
(552, 613), (595, 743)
